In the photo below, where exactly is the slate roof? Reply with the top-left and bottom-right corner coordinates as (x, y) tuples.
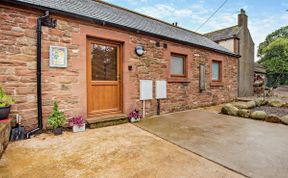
(254, 63), (266, 74)
(204, 25), (242, 42)
(6, 0), (238, 56)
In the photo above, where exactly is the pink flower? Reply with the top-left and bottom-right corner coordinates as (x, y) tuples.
(68, 115), (85, 127)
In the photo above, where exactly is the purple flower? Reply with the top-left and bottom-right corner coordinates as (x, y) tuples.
(68, 115), (85, 127)
(128, 109), (141, 119)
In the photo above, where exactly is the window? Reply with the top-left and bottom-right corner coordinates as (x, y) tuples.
(91, 44), (117, 81)
(212, 60), (222, 82)
(171, 54), (186, 76)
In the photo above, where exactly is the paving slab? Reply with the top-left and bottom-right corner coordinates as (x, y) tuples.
(0, 124), (243, 178)
(136, 110), (288, 178)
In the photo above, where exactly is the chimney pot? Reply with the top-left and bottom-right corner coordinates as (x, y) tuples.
(238, 9), (248, 27)
(240, 9), (246, 14)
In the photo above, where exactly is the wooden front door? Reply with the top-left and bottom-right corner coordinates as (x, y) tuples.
(87, 39), (122, 117)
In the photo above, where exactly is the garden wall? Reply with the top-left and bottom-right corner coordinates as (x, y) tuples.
(0, 121), (11, 159)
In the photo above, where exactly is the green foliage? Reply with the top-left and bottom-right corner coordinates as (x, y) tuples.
(258, 26), (288, 58)
(48, 101), (66, 129)
(257, 26), (288, 74)
(0, 86), (15, 107)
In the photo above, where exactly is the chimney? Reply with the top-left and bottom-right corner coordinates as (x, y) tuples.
(238, 9), (248, 28)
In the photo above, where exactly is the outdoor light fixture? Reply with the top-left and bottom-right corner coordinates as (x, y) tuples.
(135, 44), (144, 56)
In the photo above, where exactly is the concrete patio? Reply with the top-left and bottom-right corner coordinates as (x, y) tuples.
(0, 124), (242, 178)
(136, 110), (288, 178)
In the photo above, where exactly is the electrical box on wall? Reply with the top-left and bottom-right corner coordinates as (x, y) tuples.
(156, 80), (167, 99)
(140, 80), (153, 100)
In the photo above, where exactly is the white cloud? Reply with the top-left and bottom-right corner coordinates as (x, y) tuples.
(199, 12), (237, 33)
(281, 14), (288, 21)
(103, 0), (287, 61)
(104, 0), (147, 6)
(136, 4), (194, 20)
(125, 0), (147, 5)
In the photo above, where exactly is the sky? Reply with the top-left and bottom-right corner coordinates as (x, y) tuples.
(104, 0), (288, 61)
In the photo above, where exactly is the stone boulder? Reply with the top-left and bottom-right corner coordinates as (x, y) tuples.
(265, 114), (281, 123)
(280, 115), (288, 125)
(250, 111), (267, 120)
(255, 98), (267, 106)
(234, 103), (249, 109)
(221, 104), (239, 116)
(283, 103), (288, 108)
(237, 109), (251, 118)
(246, 101), (256, 109)
(268, 100), (284, 107)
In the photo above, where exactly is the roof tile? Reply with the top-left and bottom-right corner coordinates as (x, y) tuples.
(14, 0), (236, 55)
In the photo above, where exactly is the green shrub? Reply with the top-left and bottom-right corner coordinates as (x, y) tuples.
(0, 87), (15, 107)
(48, 101), (66, 129)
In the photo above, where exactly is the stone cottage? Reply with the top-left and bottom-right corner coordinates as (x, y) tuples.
(0, 0), (239, 132)
(205, 9), (254, 97)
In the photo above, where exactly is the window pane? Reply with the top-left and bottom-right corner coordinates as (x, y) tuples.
(91, 44), (117, 81)
(171, 56), (184, 75)
(212, 62), (219, 80)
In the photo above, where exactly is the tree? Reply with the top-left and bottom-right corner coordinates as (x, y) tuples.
(258, 26), (288, 74)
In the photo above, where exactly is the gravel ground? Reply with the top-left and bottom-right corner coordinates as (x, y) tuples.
(252, 106), (288, 117)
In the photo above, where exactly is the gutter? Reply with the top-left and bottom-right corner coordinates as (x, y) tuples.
(3, 0), (240, 58)
(25, 11), (57, 139)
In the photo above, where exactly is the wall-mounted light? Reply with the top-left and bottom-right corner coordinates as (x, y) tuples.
(135, 44), (144, 56)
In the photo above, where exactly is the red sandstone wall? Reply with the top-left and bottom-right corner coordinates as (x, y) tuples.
(0, 4), (238, 129)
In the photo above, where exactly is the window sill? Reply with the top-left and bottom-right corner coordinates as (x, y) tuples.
(168, 77), (190, 83)
(210, 82), (224, 87)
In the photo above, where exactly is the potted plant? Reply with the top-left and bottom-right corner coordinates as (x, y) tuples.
(48, 101), (66, 135)
(68, 115), (86, 133)
(0, 87), (15, 120)
(128, 109), (141, 123)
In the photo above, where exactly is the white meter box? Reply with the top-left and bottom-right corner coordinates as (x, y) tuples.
(156, 80), (167, 99)
(140, 80), (153, 100)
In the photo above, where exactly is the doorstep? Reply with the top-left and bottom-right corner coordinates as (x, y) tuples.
(86, 114), (128, 129)
(237, 97), (256, 102)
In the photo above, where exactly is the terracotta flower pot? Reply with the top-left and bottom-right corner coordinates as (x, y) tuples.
(0, 106), (11, 120)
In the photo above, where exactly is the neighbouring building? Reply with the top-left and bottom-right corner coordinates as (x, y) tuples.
(0, 0), (239, 131)
(254, 63), (266, 96)
(205, 9), (254, 97)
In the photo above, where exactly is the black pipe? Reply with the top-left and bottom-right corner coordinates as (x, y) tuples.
(157, 99), (160, 115)
(25, 11), (50, 139)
